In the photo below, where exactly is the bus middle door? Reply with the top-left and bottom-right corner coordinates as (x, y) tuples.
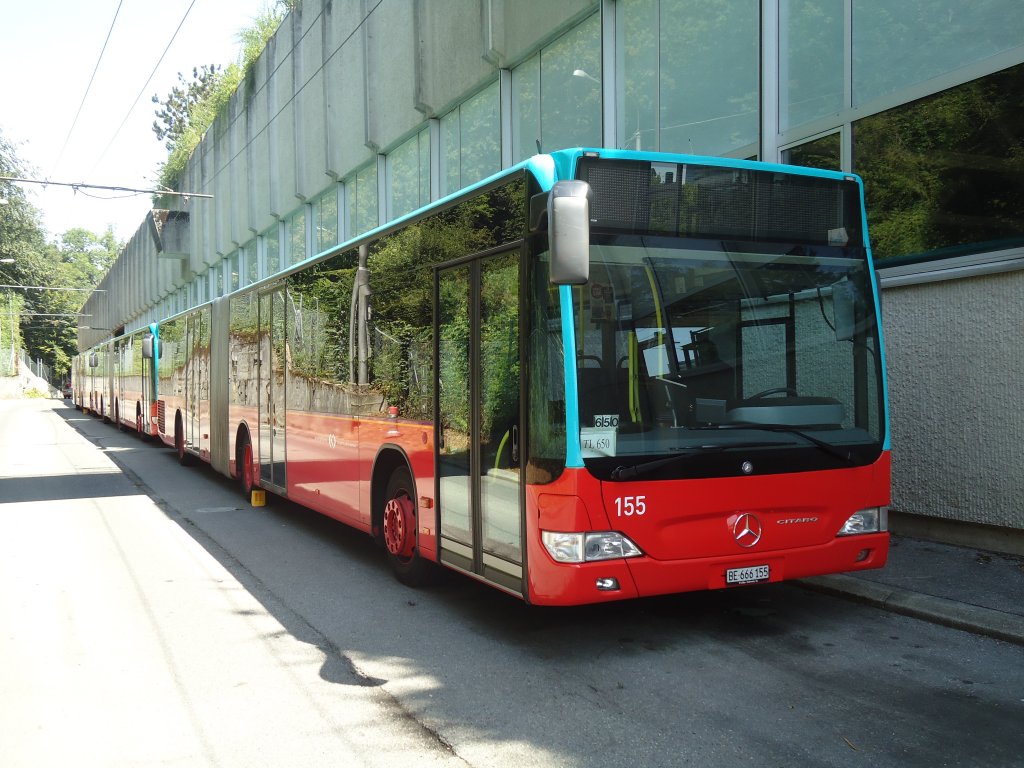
(258, 287), (288, 492)
(435, 249), (524, 596)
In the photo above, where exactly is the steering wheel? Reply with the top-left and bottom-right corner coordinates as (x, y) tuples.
(747, 387), (798, 399)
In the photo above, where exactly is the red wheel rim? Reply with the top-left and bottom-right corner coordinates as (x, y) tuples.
(383, 492), (415, 559)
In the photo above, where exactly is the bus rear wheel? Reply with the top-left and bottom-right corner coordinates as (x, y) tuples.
(382, 468), (433, 587)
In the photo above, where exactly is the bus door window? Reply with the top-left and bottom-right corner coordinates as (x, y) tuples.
(186, 314), (200, 450)
(479, 252), (521, 565)
(437, 250), (524, 582)
(258, 288), (288, 490)
(525, 256), (566, 486)
(437, 265), (473, 555)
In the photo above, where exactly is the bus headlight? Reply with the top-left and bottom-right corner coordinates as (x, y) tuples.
(542, 531), (643, 563)
(837, 506), (888, 536)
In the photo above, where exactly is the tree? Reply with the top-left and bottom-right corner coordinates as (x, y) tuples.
(1, 130), (123, 381)
(11, 228), (121, 381)
(56, 228), (120, 286)
(0, 131), (44, 269)
(0, 130), (46, 376)
(153, 3), (290, 193)
(151, 65), (222, 153)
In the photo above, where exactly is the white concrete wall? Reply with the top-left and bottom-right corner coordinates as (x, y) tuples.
(880, 257), (1024, 531)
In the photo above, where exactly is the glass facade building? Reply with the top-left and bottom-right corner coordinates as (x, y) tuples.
(86, 0), (1024, 336)
(77, 0), (1024, 536)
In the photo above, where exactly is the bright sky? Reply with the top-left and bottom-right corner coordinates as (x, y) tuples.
(1, 0), (269, 243)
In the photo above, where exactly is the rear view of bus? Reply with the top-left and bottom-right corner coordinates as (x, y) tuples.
(526, 150), (889, 604)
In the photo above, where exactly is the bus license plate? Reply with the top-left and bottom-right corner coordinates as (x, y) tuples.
(726, 564), (770, 585)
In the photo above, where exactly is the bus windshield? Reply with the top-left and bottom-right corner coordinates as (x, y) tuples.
(572, 236), (885, 479)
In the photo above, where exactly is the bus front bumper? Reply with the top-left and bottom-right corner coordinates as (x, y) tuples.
(526, 532), (889, 606)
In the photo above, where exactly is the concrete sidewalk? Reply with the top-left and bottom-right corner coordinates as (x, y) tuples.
(802, 534), (1024, 646)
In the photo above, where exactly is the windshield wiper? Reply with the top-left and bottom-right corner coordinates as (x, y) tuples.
(708, 422), (858, 465)
(610, 441), (783, 481)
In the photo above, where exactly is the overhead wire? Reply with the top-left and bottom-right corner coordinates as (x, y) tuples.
(87, 0), (200, 177)
(49, 0), (125, 180)
(41, 1), (380, 214)
(1, 175), (212, 199)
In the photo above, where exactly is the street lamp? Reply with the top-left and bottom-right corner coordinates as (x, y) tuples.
(572, 68), (600, 85)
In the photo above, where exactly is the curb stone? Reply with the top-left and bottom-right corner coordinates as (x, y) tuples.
(800, 574), (1024, 647)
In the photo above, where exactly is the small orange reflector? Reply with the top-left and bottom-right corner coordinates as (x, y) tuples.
(419, 496), (434, 509)
(251, 490), (266, 507)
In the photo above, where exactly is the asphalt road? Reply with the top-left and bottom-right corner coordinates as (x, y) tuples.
(2, 398), (1022, 768)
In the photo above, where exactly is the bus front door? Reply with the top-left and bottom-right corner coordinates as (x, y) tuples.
(436, 250), (524, 596)
(258, 287), (287, 492)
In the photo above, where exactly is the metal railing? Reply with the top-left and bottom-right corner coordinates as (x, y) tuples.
(18, 350), (51, 384)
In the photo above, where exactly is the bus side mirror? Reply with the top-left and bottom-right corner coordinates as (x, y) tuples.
(142, 333), (154, 359)
(88, 353), (98, 368)
(548, 180), (592, 285)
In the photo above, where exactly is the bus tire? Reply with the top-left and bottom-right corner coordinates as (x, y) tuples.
(175, 413), (193, 466)
(237, 433), (256, 498)
(382, 467), (434, 587)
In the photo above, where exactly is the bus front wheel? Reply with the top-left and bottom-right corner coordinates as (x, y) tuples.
(382, 468), (434, 587)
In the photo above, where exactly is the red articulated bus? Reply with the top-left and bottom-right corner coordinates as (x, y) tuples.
(112, 327), (159, 437)
(79, 148), (891, 606)
(74, 326), (158, 440)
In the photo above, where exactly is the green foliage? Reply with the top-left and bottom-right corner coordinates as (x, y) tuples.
(366, 179), (527, 421)
(856, 63), (1024, 261)
(155, 2), (289, 193)
(239, 5), (287, 69)
(155, 63), (244, 194)
(0, 132), (44, 267)
(151, 65), (222, 152)
(1, 131), (122, 379)
(1, 132), (40, 375)
(17, 228), (121, 380)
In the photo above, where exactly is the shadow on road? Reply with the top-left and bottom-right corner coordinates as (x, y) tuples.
(49, 401), (1024, 768)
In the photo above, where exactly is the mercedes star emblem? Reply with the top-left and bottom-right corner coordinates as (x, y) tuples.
(732, 513), (762, 548)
